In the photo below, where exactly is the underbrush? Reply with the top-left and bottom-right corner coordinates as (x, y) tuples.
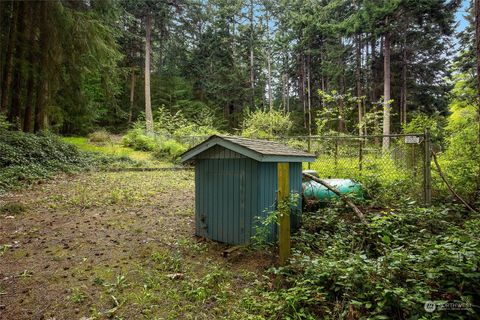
(87, 129), (112, 145)
(245, 200), (479, 319)
(122, 123), (200, 162)
(0, 131), (138, 193)
(62, 136), (152, 163)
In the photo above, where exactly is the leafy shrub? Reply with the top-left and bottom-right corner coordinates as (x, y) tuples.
(246, 201), (479, 319)
(154, 106), (220, 140)
(152, 139), (187, 162)
(88, 129), (112, 145)
(436, 75), (480, 203)
(153, 107), (188, 134)
(241, 109), (293, 139)
(0, 114), (10, 132)
(402, 112), (446, 145)
(122, 125), (157, 151)
(0, 130), (137, 193)
(0, 131), (90, 192)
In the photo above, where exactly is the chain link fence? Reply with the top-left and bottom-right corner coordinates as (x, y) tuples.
(271, 132), (432, 205)
(162, 131), (432, 205)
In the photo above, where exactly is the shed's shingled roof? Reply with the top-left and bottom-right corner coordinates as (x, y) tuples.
(181, 135), (315, 163)
(219, 136), (313, 157)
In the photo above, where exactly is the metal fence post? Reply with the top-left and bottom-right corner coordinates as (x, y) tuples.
(358, 138), (363, 173)
(307, 135), (311, 169)
(334, 139), (338, 176)
(424, 129), (432, 206)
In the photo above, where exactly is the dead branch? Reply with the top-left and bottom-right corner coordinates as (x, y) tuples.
(431, 151), (478, 214)
(302, 173), (366, 222)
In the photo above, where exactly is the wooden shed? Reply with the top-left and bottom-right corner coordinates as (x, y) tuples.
(181, 135), (315, 245)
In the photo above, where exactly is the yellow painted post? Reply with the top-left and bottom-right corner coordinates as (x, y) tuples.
(277, 162), (290, 265)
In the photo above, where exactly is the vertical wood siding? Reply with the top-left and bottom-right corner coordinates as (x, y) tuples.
(289, 162), (303, 230)
(195, 150), (304, 245)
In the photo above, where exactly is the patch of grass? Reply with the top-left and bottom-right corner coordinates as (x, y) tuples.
(105, 274), (130, 293)
(88, 130), (112, 145)
(62, 136), (153, 163)
(0, 244), (11, 256)
(0, 131), (148, 193)
(151, 251), (183, 272)
(0, 202), (27, 215)
(69, 288), (87, 303)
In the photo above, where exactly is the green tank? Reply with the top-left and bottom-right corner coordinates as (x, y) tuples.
(302, 171), (363, 203)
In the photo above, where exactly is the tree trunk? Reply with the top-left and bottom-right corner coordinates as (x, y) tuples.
(356, 34), (363, 136)
(400, 35), (407, 127)
(265, 8), (273, 111)
(382, 29), (391, 152)
(10, 2), (27, 127)
(338, 93), (345, 132)
(144, 12), (153, 133)
(249, 0), (255, 109)
(23, 2), (37, 133)
(320, 48), (326, 110)
(302, 53), (307, 128)
(34, 1), (49, 132)
(267, 52), (273, 111)
(1, 1), (19, 114)
(339, 44), (346, 133)
(307, 53), (312, 137)
(475, 0), (480, 192)
(476, 0), (480, 145)
(128, 67), (135, 124)
(369, 35), (376, 104)
(0, 1), (13, 105)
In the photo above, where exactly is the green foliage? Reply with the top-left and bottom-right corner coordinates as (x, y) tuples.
(121, 125), (157, 151)
(69, 288), (87, 304)
(88, 129), (113, 145)
(308, 151), (418, 207)
(123, 107), (220, 161)
(151, 139), (187, 162)
(241, 109), (293, 139)
(151, 251), (183, 273)
(252, 194), (300, 248)
(122, 122), (188, 161)
(248, 201), (479, 319)
(402, 112), (445, 144)
(0, 114), (10, 132)
(62, 136), (152, 164)
(437, 74), (480, 202)
(153, 106), (220, 138)
(251, 208), (279, 249)
(316, 89), (360, 135)
(0, 131), (138, 193)
(0, 131), (91, 193)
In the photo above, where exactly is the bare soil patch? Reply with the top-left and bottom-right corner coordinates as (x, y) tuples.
(0, 171), (272, 320)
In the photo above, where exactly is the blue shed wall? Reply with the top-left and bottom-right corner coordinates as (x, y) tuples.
(195, 158), (303, 245)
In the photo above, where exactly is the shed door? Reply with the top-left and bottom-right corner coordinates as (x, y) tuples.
(198, 159), (246, 245)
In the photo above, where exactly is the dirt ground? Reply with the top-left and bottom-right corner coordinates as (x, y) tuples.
(0, 170), (272, 320)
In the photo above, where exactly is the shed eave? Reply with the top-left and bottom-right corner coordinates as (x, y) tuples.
(180, 135), (316, 163)
(260, 155), (316, 163)
(180, 136), (264, 163)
